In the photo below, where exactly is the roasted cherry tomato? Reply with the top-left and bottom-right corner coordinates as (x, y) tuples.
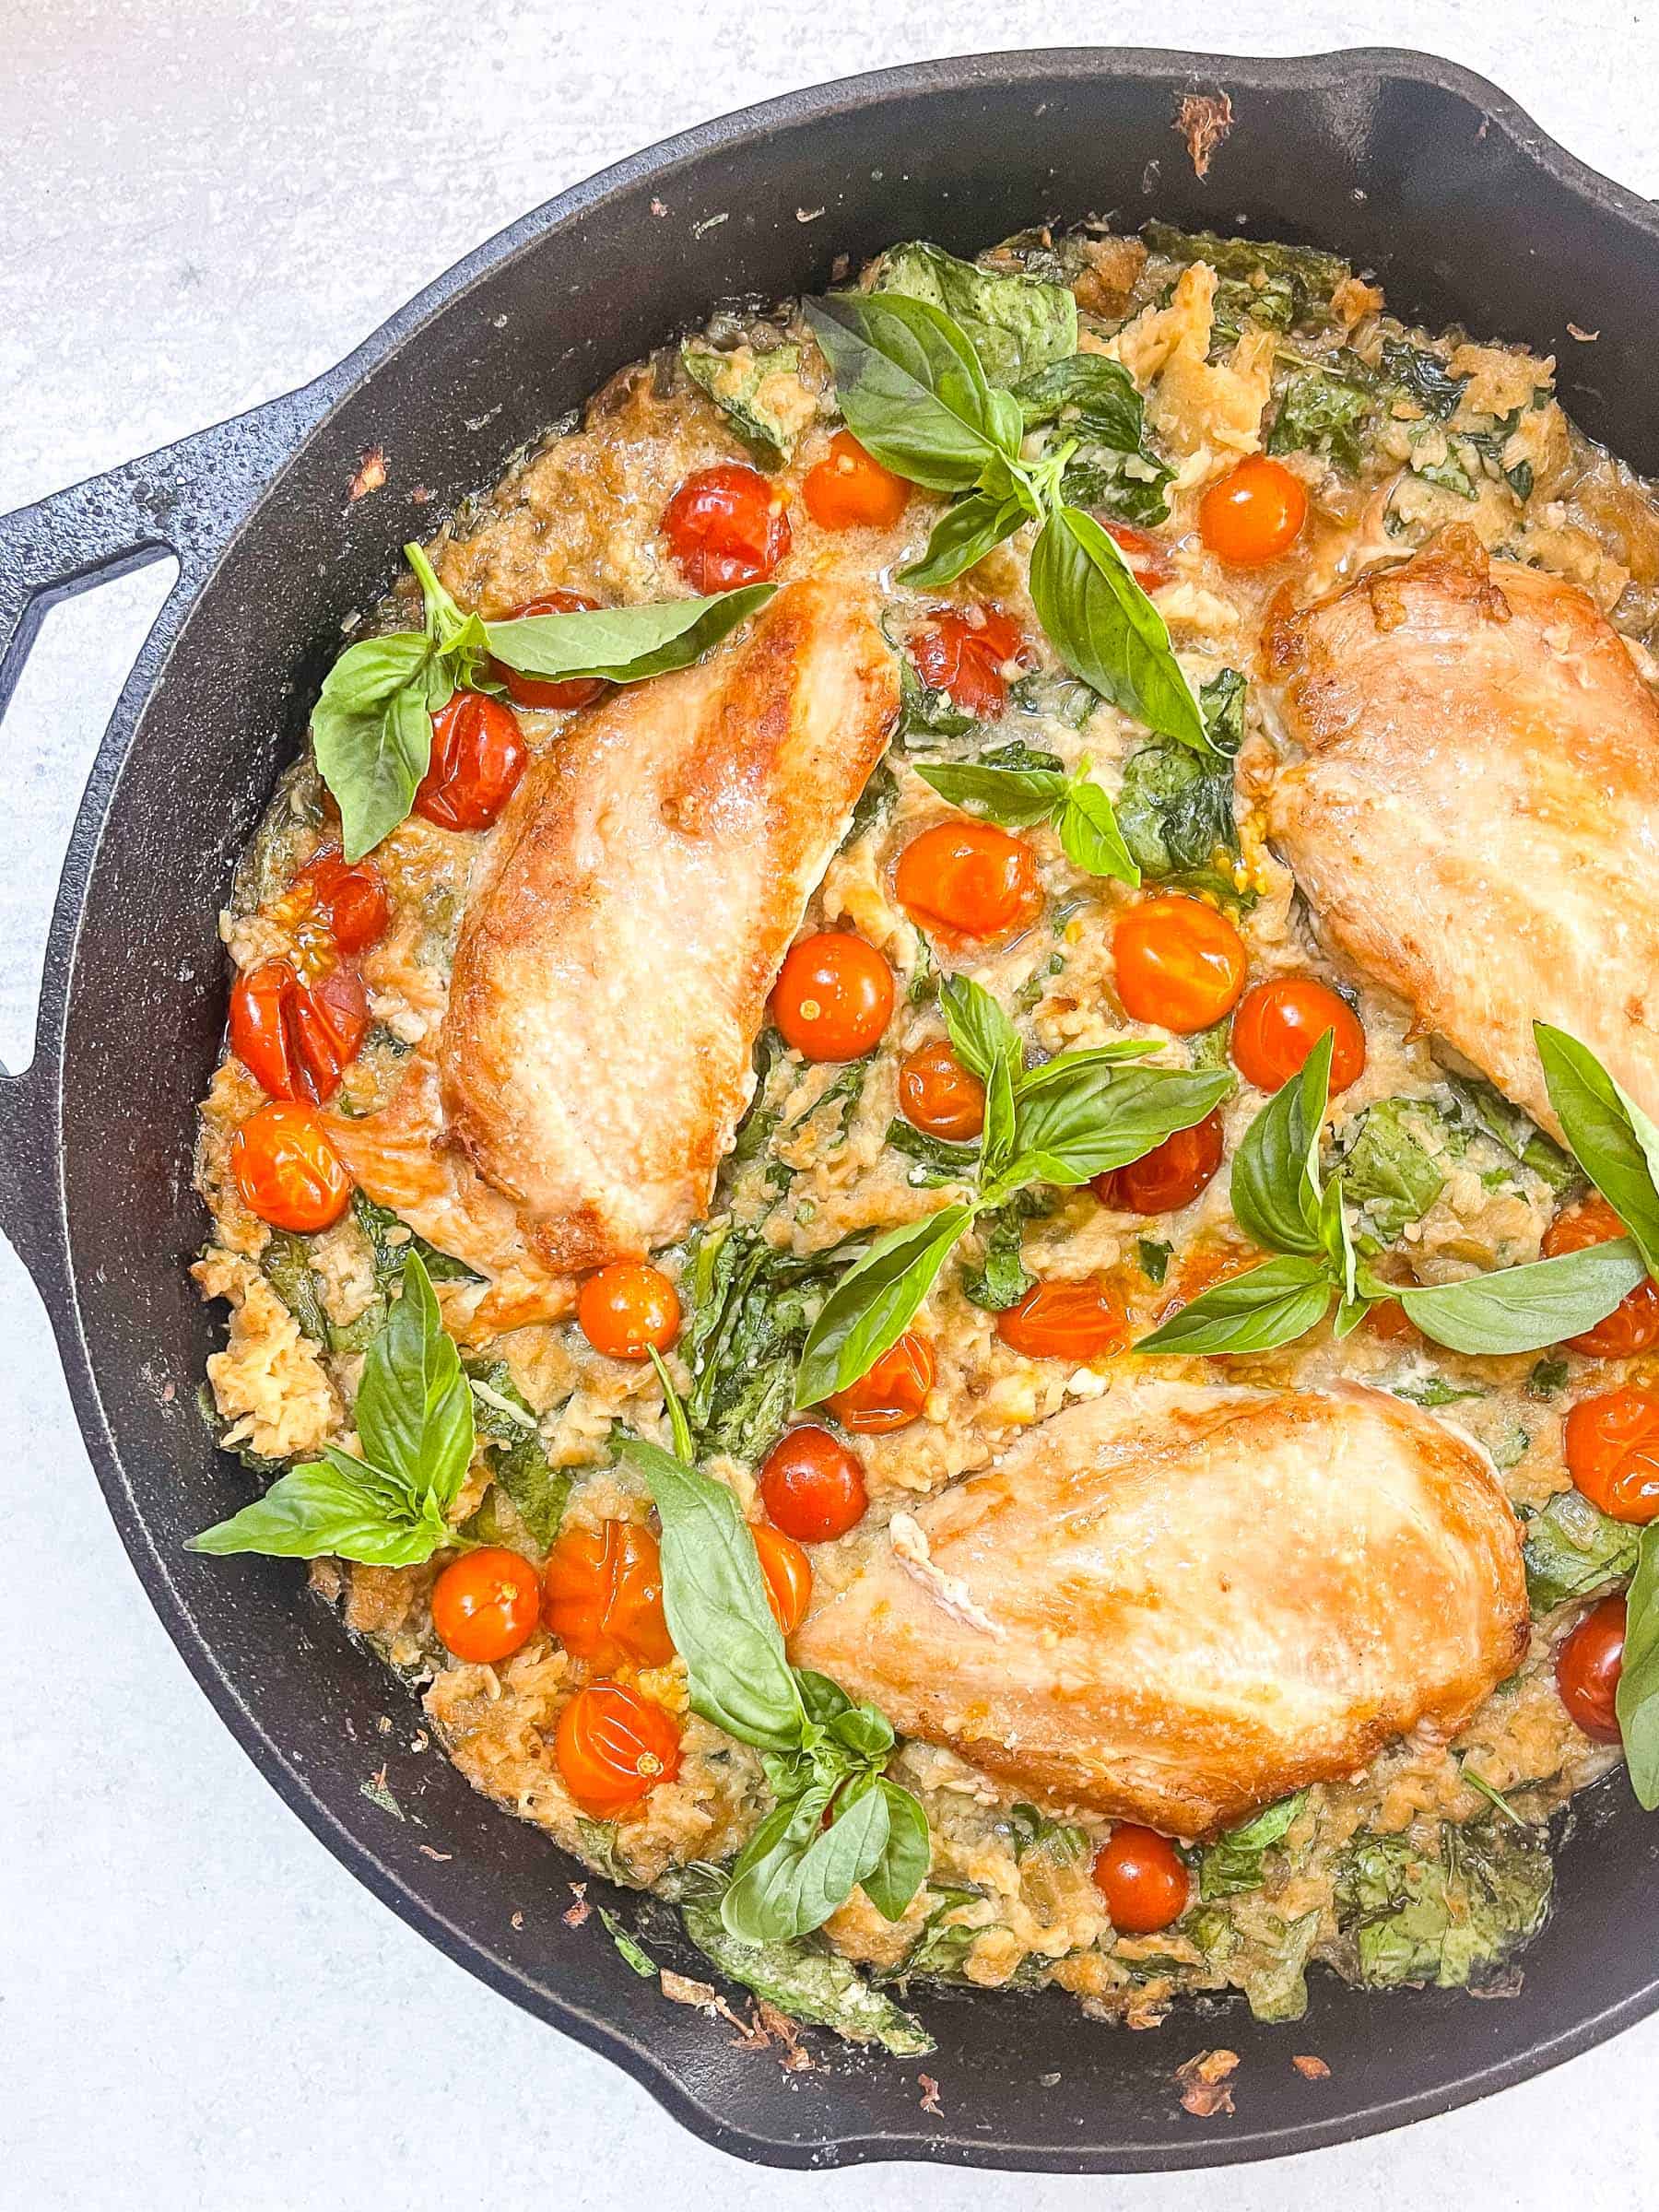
(898, 1039), (985, 1141)
(1542, 1197), (1659, 1358)
(771, 932), (894, 1061)
(1112, 894), (1248, 1034)
(1564, 1389), (1659, 1524)
(910, 606), (1031, 718)
(542, 1519), (674, 1669)
(491, 588), (607, 711)
(555, 1681), (683, 1818)
(1094, 1110), (1225, 1215)
(1556, 1594), (1626, 1743)
(661, 464), (790, 591)
(751, 1522), (813, 1636)
(1230, 977), (1366, 1096)
(802, 431), (911, 530)
(230, 1103), (351, 1231)
(827, 1330), (935, 1432)
(290, 843), (389, 955)
(1198, 454), (1309, 567)
(229, 957), (369, 1105)
(896, 821), (1042, 942)
(759, 1426), (868, 1543)
(1091, 1825), (1191, 1934)
(431, 1547), (541, 1665)
(415, 690), (527, 831)
(577, 1261), (680, 1361)
(996, 1277), (1128, 1361)
(1101, 521), (1173, 590)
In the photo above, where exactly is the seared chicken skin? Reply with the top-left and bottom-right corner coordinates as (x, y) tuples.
(1264, 527), (1659, 1135)
(791, 1382), (1527, 1836)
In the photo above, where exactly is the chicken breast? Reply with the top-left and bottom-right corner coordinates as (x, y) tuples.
(439, 579), (899, 1271)
(791, 1382), (1527, 1836)
(1264, 526), (1659, 1135)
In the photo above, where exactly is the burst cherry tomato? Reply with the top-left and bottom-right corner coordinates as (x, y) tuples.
(802, 431), (911, 530)
(229, 958), (369, 1105)
(996, 1277), (1128, 1361)
(898, 1039), (985, 1141)
(1542, 1197), (1659, 1359)
(555, 1681), (682, 1818)
(1092, 1825), (1191, 1933)
(415, 690), (527, 832)
(827, 1330), (935, 1432)
(1102, 521), (1172, 590)
(542, 1519), (674, 1669)
(771, 932), (894, 1061)
(1198, 454), (1308, 567)
(290, 844), (389, 954)
(896, 821), (1042, 942)
(1113, 895), (1248, 1033)
(1564, 1390), (1659, 1523)
(431, 1547), (541, 1664)
(230, 1103), (351, 1231)
(1556, 1594), (1626, 1743)
(1094, 1110), (1225, 1215)
(491, 588), (607, 711)
(1231, 977), (1366, 1096)
(911, 606), (1031, 718)
(577, 1261), (680, 1361)
(759, 1426), (868, 1543)
(661, 464), (790, 591)
(751, 1522), (813, 1636)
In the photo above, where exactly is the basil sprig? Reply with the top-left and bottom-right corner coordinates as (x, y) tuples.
(1618, 1524), (1659, 1809)
(312, 542), (773, 860)
(189, 1252), (476, 1562)
(917, 754), (1137, 886)
(795, 978), (1230, 1403)
(1535, 1021), (1659, 1277)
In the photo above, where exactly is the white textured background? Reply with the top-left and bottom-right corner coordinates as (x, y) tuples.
(4, 3), (1658, 2204)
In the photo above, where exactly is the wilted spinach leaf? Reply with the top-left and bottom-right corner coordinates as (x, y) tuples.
(1338, 1098), (1448, 1242)
(1335, 1826), (1550, 1989)
(1267, 366), (1374, 475)
(1523, 1488), (1641, 1612)
(872, 239), (1078, 386)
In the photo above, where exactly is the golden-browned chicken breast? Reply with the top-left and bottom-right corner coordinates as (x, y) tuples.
(791, 1382), (1527, 1836)
(1264, 526), (1659, 1135)
(440, 579), (899, 1271)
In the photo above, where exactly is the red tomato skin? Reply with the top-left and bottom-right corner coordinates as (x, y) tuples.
(229, 958), (368, 1104)
(1198, 455), (1309, 566)
(1564, 1390), (1659, 1523)
(555, 1682), (683, 1818)
(542, 1519), (675, 1669)
(898, 1039), (985, 1141)
(291, 845), (389, 954)
(771, 932), (894, 1061)
(492, 588), (607, 711)
(827, 1331), (935, 1432)
(911, 606), (1030, 717)
(1094, 1110), (1225, 1215)
(431, 1547), (541, 1664)
(1112, 895), (1248, 1034)
(751, 1522), (813, 1636)
(759, 1427), (868, 1542)
(662, 465), (790, 591)
(995, 1277), (1128, 1361)
(415, 691), (528, 832)
(576, 1262), (680, 1361)
(1542, 1198), (1659, 1358)
(895, 821), (1042, 942)
(1102, 522), (1173, 589)
(1092, 1826), (1191, 1933)
(802, 432), (911, 530)
(1555, 1595), (1626, 1742)
(229, 1103), (351, 1232)
(1231, 978), (1366, 1095)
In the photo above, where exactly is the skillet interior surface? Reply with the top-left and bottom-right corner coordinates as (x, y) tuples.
(7, 46), (1659, 2171)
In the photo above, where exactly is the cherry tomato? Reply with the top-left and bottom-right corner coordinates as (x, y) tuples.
(1556, 1594), (1625, 1743)
(1092, 1825), (1191, 1934)
(1364, 1296), (1423, 1347)
(911, 606), (1032, 718)
(996, 1277), (1128, 1361)
(491, 588), (607, 712)
(896, 821), (1042, 942)
(555, 1681), (682, 1818)
(229, 958), (369, 1105)
(771, 932), (894, 1061)
(1198, 454), (1309, 567)
(542, 1519), (674, 1669)
(751, 1522), (813, 1636)
(230, 1103), (351, 1231)
(577, 1261), (680, 1361)
(290, 844), (389, 955)
(898, 1039), (985, 1141)
(1230, 977), (1366, 1096)
(431, 1547), (541, 1664)
(802, 431), (911, 530)
(1113, 895), (1248, 1034)
(827, 1331), (935, 1432)
(415, 690), (527, 832)
(1564, 1390), (1659, 1524)
(661, 464), (790, 592)
(1101, 521), (1172, 590)
(1094, 1110), (1225, 1216)
(1542, 1197), (1659, 1359)
(759, 1426), (868, 1543)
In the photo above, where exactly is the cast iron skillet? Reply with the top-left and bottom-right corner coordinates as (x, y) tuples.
(4, 44), (1659, 2173)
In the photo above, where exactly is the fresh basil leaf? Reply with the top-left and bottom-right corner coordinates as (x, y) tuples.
(1618, 1524), (1659, 1809)
(681, 339), (805, 462)
(484, 584), (774, 684)
(981, 1043), (1018, 1183)
(354, 1252), (474, 1514)
(863, 1781), (932, 1921)
(1028, 504), (1206, 751)
(872, 240), (1077, 386)
(805, 293), (1014, 491)
(1135, 1255), (1335, 1356)
(649, 1346), (694, 1463)
(916, 759), (1070, 826)
(1005, 1065), (1232, 1189)
(722, 1785), (837, 1941)
(1524, 1489), (1640, 1613)
(1400, 1238), (1648, 1356)
(940, 973), (1021, 1083)
(900, 481), (1029, 589)
(312, 632), (436, 864)
(794, 1668), (855, 1727)
(1057, 778), (1138, 885)
(1535, 1023), (1659, 1277)
(186, 1445), (447, 1563)
(1318, 1176), (1359, 1304)
(794, 1205), (976, 1405)
(1230, 1033), (1333, 1259)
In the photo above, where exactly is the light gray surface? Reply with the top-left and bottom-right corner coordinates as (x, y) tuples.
(4, 2), (1658, 2203)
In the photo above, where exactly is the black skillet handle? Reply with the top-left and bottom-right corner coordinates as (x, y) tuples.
(0, 386), (329, 1288)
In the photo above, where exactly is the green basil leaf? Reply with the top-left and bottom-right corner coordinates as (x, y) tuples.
(863, 1781), (933, 1921)
(872, 240), (1077, 386)
(981, 1043), (1019, 1183)
(795, 1669), (855, 1727)
(1028, 505), (1206, 751)
(1005, 1065), (1232, 1189)
(900, 483), (1029, 589)
(186, 1446), (446, 1563)
(795, 1204), (976, 1405)
(311, 632), (435, 864)
(354, 1252), (475, 1513)
(1230, 1032), (1333, 1258)
(724, 1772), (892, 1942)
(485, 583), (775, 684)
(1617, 1523), (1659, 1809)
(804, 294), (1013, 491)
(915, 759), (1070, 826)
(1318, 1175), (1359, 1304)
(1056, 778), (1139, 886)
(1400, 1239), (1648, 1356)
(939, 973), (1022, 1084)
(1135, 1255), (1335, 1356)
(1535, 1022), (1659, 1277)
